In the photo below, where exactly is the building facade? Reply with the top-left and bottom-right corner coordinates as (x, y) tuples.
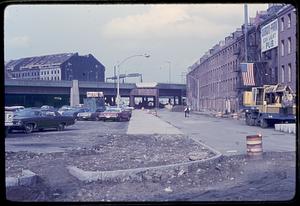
(186, 4), (296, 113)
(277, 5), (297, 92)
(5, 53), (105, 82)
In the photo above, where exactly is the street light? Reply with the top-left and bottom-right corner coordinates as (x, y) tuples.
(165, 61), (171, 83)
(116, 53), (150, 108)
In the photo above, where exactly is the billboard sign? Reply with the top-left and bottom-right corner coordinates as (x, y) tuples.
(261, 19), (278, 53)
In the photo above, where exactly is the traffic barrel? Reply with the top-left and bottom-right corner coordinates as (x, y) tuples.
(246, 134), (263, 156)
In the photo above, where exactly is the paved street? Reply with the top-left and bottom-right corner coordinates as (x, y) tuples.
(5, 109), (295, 156)
(156, 109), (296, 155)
(127, 110), (182, 134)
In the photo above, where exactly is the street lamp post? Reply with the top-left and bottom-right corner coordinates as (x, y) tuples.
(164, 61), (171, 83)
(116, 53), (150, 108)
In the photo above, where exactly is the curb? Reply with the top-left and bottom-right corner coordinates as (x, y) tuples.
(6, 169), (38, 188)
(67, 138), (223, 183)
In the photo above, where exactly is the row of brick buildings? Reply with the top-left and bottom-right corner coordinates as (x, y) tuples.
(5, 53), (105, 82)
(186, 4), (296, 113)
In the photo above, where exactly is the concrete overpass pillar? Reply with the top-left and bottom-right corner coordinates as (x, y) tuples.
(70, 80), (79, 106)
(129, 95), (134, 107)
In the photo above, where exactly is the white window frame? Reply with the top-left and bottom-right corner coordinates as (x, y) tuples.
(281, 17), (284, 31)
(281, 65), (285, 83)
(281, 40), (285, 56)
(288, 64), (291, 82)
(288, 37), (291, 54)
(287, 13), (291, 28)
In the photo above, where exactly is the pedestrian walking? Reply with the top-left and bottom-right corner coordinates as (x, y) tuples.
(187, 106), (191, 117)
(184, 106), (190, 118)
(184, 106), (188, 118)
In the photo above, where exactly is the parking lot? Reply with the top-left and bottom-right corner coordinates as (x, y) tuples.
(5, 120), (129, 153)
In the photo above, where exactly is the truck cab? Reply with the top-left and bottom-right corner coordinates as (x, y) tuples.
(244, 84), (296, 128)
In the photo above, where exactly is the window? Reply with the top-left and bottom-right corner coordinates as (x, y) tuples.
(288, 64), (291, 82)
(281, 40), (285, 56)
(288, 13), (291, 28)
(288, 37), (291, 54)
(281, 17), (284, 31)
(281, 65), (285, 83)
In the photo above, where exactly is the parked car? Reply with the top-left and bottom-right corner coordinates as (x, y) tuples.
(121, 105), (134, 117)
(99, 107), (131, 121)
(61, 107), (90, 119)
(10, 108), (75, 133)
(76, 107), (105, 121)
(5, 106), (25, 112)
(41, 105), (56, 111)
(57, 105), (73, 115)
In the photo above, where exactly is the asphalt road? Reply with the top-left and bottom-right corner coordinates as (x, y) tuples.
(5, 109), (296, 155)
(156, 109), (296, 155)
(5, 120), (128, 153)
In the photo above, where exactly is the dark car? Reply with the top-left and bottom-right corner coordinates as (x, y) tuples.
(99, 107), (131, 121)
(10, 108), (75, 133)
(61, 107), (90, 119)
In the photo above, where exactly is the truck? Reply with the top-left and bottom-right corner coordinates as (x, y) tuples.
(83, 92), (106, 112)
(76, 92), (106, 120)
(243, 84), (296, 128)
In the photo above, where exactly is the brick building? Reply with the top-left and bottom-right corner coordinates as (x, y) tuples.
(186, 4), (296, 113)
(5, 53), (105, 82)
(277, 5), (297, 92)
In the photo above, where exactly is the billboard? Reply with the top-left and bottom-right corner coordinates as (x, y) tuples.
(261, 19), (278, 53)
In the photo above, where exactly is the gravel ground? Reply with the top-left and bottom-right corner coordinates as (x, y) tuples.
(6, 134), (296, 202)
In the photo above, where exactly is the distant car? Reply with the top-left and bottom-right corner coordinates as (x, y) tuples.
(76, 108), (105, 121)
(41, 105), (56, 111)
(5, 106), (25, 112)
(99, 107), (131, 121)
(10, 108), (75, 133)
(121, 105), (134, 117)
(57, 105), (73, 114)
(61, 107), (90, 119)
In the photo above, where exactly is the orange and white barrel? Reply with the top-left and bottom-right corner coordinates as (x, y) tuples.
(246, 134), (263, 156)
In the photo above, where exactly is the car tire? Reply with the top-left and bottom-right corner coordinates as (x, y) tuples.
(260, 118), (269, 128)
(57, 123), (65, 131)
(25, 124), (34, 134)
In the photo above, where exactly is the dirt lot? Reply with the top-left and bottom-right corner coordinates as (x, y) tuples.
(5, 133), (296, 202)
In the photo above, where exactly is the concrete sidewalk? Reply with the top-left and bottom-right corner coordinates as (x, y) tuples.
(127, 110), (183, 134)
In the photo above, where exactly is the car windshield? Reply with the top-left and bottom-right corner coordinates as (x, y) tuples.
(14, 110), (41, 117)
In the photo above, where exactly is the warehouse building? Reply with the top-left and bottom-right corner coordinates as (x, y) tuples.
(5, 53), (105, 82)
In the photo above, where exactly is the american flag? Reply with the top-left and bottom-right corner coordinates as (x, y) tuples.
(241, 63), (255, 86)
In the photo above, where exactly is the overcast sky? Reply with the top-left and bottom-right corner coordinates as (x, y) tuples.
(4, 3), (268, 83)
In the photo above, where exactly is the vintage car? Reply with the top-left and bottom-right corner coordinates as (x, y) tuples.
(76, 108), (105, 121)
(99, 107), (131, 121)
(10, 108), (75, 133)
(61, 107), (90, 119)
(57, 105), (74, 115)
(41, 105), (56, 110)
(120, 105), (134, 117)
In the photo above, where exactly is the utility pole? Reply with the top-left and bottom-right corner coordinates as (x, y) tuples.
(244, 4), (248, 62)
